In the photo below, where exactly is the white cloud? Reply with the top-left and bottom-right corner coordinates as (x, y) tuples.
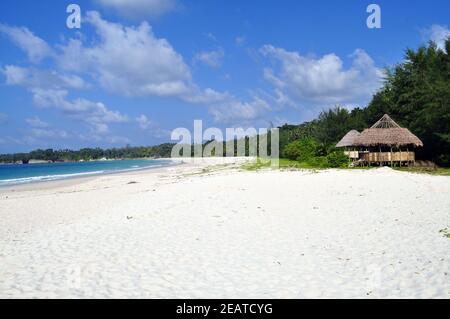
(31, 88), (128, 134)
(135, 114), (169, 137)
(260, 45), (383, 107)
(193, 48), (225, 68)
(26, 116), (49, 128)
(136, 114), (152, 129)
(24, 116), (69, 141)
(1, 14), (274, 126)
(2, 65), (88, 90)
(95, 0), (178, 19)
(58, 11), (192, 97)
(180, 87), (272, 123)
(423, 24), (450, 50)
(182, 88), (230, 104)
(0, 24), (52, 63)
(2, 65), (127, 135)
(208, 96), (272, 124)
(56, 13), (268, 123)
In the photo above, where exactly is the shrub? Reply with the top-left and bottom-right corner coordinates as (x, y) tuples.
(282, 141), (302, 160)
(282, 138), (318, 161)
(307, 156), (329, 168)
(326, 150), (349, 168)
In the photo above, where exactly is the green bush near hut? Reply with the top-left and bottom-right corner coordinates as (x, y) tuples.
(282, 138), (318, 162)
(326, 151), (350, 168)
(280, 137), (349, 168)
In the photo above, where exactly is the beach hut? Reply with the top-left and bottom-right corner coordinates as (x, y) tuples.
(336, 130), (360, 160)
(352, 114), (423, 166)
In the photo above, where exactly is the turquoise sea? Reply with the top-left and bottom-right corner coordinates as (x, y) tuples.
(0, 159), (175, 186)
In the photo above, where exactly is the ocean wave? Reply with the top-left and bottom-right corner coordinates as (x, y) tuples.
(0, 170), (106, 185)
(0, 160), (180, 186)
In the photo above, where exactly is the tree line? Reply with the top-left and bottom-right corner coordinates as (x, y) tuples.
(0, 144), (175, 163)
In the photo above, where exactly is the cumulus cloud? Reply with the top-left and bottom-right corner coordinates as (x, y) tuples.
(23, 116), (69, 141)
(1, 13), (274, 125)
(57, 11), (192, 97)
(423, 24), (450, 50)
(57, 12), (269, 122)
(135, 114), (169, 137)
(2, 65), (88, 90)
(30, 88), (128, 134)
(179, 87), (272, 123)
(2, 67), (127, 135)
(193, 48), (225, 68)
(0, 24), (52, 63)
(207, 95), (272, 124)
(260, 45), (383, 108)
(95, 0), (178, 19)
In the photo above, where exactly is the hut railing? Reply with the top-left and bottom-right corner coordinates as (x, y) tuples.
(361, 151), (415, 162)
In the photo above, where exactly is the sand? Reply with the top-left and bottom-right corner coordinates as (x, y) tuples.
(0, 157), (449, 298)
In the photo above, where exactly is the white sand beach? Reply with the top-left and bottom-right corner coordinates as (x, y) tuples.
(0, 157), (449, 298)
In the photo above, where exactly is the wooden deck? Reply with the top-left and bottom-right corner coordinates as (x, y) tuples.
(361, 151), (415, 162)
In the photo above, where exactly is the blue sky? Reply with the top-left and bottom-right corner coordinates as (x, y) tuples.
(0, 0), (449, 153)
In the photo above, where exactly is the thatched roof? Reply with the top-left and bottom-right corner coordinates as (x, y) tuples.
(370, 114), (401, 128)
(336, 130), (360, 148)
(353, 114), (423, 147)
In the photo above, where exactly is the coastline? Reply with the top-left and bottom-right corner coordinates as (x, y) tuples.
(1, 157), (449, 298)
(0, 157), (250, 193)
(0, 158), (181, 190)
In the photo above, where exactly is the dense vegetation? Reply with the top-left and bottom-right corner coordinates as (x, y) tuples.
(0, 144), (175, 163)
(1, 40), (448, 166)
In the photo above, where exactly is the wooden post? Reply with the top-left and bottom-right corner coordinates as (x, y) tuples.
(390, 146), (393, 167)
(406, 146), (410, 167)
(379, 146), (382, 166)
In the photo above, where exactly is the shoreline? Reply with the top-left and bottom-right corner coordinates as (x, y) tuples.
(0, 158), (182, 190)
(0, 157), (252, 193)
(0, 157), (162, 165)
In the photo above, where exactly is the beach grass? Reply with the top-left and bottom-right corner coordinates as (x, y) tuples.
(241, 158), (272, 171)
(439, 228), (450, 238)
(242, 158), (324, 171)
(242, 158), (375, 171)
(243, 158), (450, 175)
